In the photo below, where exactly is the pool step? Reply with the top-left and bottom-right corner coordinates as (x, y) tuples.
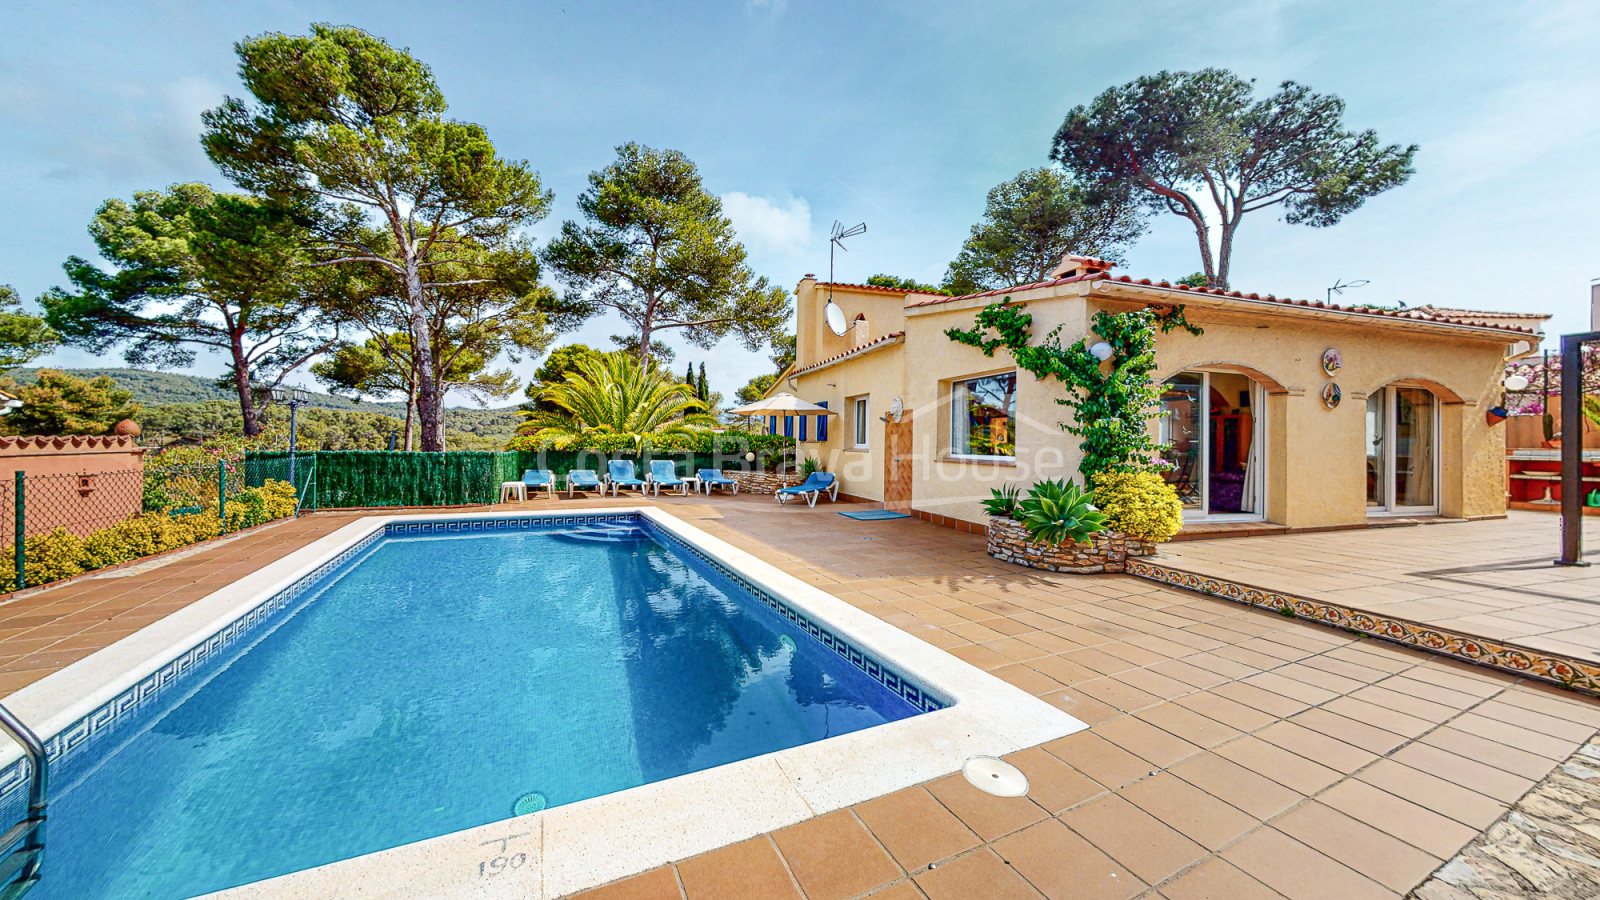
(552, 526), (651, 544)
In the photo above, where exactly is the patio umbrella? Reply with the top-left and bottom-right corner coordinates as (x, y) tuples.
(725, 393), (838, 417)
(726, 393), (836, 475)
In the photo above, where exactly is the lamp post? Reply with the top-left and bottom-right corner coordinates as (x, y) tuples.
(270, 386), (311, 489)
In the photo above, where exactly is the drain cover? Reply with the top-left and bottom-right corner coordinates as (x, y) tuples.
(963, 757), (1029, 797)
(512, 791), (547, 816)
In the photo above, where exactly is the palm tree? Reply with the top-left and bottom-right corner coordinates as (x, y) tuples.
(518, 352), (716, 447)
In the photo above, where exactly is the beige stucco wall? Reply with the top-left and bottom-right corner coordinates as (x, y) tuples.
(786, 276), (1520, 530)
(1132, 293), (1509, 526)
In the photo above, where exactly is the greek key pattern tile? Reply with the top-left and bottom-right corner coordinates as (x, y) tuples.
(642, 520), (948, 713)
(1124, 559), (1600, 696)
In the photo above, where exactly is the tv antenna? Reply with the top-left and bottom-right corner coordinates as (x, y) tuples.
(824, 221), (866, 336)
(1326, 279), (1370, 304)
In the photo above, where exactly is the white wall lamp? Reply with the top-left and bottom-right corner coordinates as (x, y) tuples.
(1088, 341), (1115, 362)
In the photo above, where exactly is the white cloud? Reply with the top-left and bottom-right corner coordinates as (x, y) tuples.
(722, 192), (814, 258)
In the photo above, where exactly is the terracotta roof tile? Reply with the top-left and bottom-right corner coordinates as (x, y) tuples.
(792, 331), (906, 376)
(906, 273), (1540, 337)
(815, 281), (947, 297)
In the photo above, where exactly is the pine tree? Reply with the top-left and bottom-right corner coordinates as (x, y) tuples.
(697, 362), (709, 403)
(684, 362), (696, 393)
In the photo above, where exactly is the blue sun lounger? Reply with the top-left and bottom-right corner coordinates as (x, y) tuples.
(648, 460), (689, 497)
(607, 460), (647, 497)
(566, 469), (603, 497)
(697, 468), (738, 495)
(522, 469), (556, 498)
(775, 472), (839, 508)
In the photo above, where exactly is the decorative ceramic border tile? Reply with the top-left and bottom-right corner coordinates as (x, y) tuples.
(1124, 559), (1600, 696)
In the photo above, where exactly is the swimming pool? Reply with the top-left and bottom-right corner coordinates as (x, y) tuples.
(0, 509), (1084, 899)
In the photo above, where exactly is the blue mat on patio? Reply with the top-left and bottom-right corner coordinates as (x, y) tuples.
(839, 509), (910, 521)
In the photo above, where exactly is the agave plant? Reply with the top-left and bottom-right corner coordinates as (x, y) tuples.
(982, 483), (1021, 518)
(518, 352), (716, 448)
(1016, 479), (1108, 546)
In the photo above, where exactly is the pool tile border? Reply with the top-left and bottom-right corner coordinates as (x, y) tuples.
(1126, 558), (1600, 695)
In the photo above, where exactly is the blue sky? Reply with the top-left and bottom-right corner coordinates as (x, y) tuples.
(3, 0), (1596, 405)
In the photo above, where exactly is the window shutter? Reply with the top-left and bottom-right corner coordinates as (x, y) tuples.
(768, 416), (777, 435)
(818, 402), (829, 442)
(784, 416), (794, 438)
(799, 414), (809, 442)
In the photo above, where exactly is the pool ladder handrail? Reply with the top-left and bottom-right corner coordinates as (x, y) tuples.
(0, 702), (45, 898)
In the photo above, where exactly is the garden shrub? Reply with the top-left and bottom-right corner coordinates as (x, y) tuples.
(1091, 471), (1183, 543)
(0, 479), (297, 593)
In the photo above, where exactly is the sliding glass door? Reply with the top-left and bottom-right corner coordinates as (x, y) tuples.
(1367, 386), (1438, 514)
(1160, 371), (1264, 520)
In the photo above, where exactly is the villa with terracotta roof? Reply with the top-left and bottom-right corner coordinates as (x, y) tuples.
(768, 254), (1549, 532)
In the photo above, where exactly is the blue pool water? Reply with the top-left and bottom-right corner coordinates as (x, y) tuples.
(16, 519), (924, 899)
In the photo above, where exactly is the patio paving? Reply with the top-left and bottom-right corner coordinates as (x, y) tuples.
(1157, 511), (1600, 664)
(2, 494), (1599, 899)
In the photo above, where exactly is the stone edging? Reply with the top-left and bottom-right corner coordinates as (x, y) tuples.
(730, 472), (804, 495)
(1124, 559), (1600, 697)
(987, 516), (1155, 574)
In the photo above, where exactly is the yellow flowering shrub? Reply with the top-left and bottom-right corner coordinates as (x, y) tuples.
(0, 480), (297, 593)
(1091, 471), (1183, 543)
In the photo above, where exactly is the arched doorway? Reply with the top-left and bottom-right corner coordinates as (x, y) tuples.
(1366, 384), (1440, 514)
(1160, 369), (1266, 520)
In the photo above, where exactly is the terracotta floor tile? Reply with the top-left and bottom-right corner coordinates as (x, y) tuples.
(1002, 746), (1104, 814)
(1136, 702), (1242, 749)
(771, 809), (900, 900)
(925, 772), (1047, 842)
(854, 787), (980, 872)
(1389, 743), (1535, 803)
(947, 643), (1011, 670)
(1029, 655), (1101, 687)
(1117, 772), (1258, 851)
(1356, 760), (1509, 829)
(991, 663), (1065, 696)
(1212, 736), (1342, 795)
(1286, 708), (1408, 755)
(1074, 678), (1163, 714)
(1094, 715), (1204, 768)
(1319, 696), (1434, 740)
(1254, 721), (1376, 774)
(913, 848), (1043, 900)
(1209, 682), (1309, 718)
(1273, 802), (1439, 893)
(1316, 779), (1477, 859)
(572, 866), (684, 900)
(1221, 828), (1394, 900)
(1464, 699), (1599, 743)
(1157, 857), (1286, 900)
(1043, 731), (1156, 790)
(1060, 794), (1208, 885)
(992, 819), (1143, 900)
(1167, 753), (1303, 820)
(1171, 692), (1277, 733)
(677, 837), (800, 900)
(1037, 688), (1120, 725)
(859, 881), (924, 900)
(1421, 727), (1563, 779)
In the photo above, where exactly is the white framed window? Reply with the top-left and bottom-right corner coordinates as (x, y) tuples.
(951, 372), (1017, 459)
(852, 396), (870, 448)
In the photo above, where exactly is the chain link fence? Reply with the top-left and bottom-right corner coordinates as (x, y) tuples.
(1, 455), (311, 594)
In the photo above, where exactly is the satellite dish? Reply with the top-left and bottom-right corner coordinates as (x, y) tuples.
(824, 301), (848, 336)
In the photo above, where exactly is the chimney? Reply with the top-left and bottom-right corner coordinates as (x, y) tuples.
(1591, 280), (1599, 331)
(1048, 252), (1115, 280)
(853, 313), (871, 348)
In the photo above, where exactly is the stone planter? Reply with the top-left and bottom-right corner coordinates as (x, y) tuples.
(985, 515), (1155, 574)
(729, 471), (805, 495)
